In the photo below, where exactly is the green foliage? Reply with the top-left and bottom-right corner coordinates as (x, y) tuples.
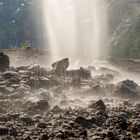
(20, 41), (30, 50)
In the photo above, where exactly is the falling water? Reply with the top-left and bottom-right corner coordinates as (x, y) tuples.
(41, 0), (108, 66)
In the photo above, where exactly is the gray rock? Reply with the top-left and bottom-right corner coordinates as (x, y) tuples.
(113, 79), (139, 99)
(36, 100), (49, 110)
(3, 71), (18, 79)
(28, 64), (47, 76)
(37, 122), (47, 128)
(0, 53), (10, 72)
(0, 126), (9, 135)
(67, 67), (91, 79)
(52, 58), (69, 76)
(95, 100), (106, 111)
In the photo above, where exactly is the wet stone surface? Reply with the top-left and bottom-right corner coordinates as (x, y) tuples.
(0, 57), (139, 139)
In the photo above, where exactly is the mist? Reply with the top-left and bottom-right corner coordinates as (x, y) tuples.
(41, 0), (108, 65)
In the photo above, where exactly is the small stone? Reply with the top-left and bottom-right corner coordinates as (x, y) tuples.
(0, 126), (9, 135)
(21, 117), (33, 125)
(22, 134), (32, 140)
(37, 123), (47, 128)
(9, 128), (18, 137)
(40, 134), (49, 140)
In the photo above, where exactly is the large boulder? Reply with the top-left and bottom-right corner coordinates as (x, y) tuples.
(52, 58), (69, 76)
(0, 53), (10, 72)
(113, 79), (140, 99)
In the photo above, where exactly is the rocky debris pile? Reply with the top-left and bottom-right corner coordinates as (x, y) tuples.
(0, 100), (139, 139)
(0, 52), (10, 72)
(0, 56), (139, 139)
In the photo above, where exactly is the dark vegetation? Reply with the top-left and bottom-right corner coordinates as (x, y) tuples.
(0, 0), (43, 49)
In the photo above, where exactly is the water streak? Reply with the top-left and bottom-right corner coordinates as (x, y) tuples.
(41, 0), (108, 66)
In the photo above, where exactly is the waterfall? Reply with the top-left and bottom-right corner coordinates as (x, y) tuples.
(41, 0), (108, 66)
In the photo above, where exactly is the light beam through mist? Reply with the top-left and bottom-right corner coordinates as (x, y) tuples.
(41, 0), (108, 66)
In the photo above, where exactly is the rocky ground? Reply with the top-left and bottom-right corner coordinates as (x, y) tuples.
(0, 52), (140, 140)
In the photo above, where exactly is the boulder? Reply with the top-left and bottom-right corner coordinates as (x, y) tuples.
(113, 79), (139, 99)
(95, 100), (106, 111)
(67, 67), (91, 79)
(0, 53), (10, 72)
(52, 58), (69, 76)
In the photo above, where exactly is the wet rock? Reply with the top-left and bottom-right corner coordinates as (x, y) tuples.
(4, 135), (13, 140)
(37, 88), (50, 100)
(39, 77), (51, 87)
(0, 52), (10, 72)
(118, 115), (128, 130)
(0, 100), (11, 108)
(39, 134), (49, 140)
(91, 84), (104, 95)
(21, 117), (33, 125)
(113, 79), (139, 99)
(74, 116), (93, 128)
(3, 71), (18, 79)
(79, 129), (87, 138)
(67, 67), (91, 79)
(22, 134), (32, 140)
(36, 100), (49, 110)
(107, 131), (116, 139)
(8, 92), (22, 99)
(131, 121), (140, 133)
(95, 100), (106, 111)
(0, 126), (9, 135)
(52, 105), (61, 113)
(16, 66), (29, 71)
(28, 64), (47, 76)
(123, 101), (132, 106)
(71, 77), (81, 88)
(8, 113), (19, 120)
(28, 77), (41, 89)
(37, 122), (47, 128)
(9, 128), (18, 137)
(28, 99), (49, 112)
(1, 87), (15, 94)
(52, 58), (69, 76)
(74, 116), (87, 126)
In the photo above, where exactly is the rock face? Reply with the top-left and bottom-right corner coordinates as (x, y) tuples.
(0, 53), (10, 72)
(52, 58), (69, 76)
(113, 79), (139, 99)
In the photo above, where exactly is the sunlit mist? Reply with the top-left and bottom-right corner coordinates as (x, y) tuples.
(41, 0), (108, 65)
